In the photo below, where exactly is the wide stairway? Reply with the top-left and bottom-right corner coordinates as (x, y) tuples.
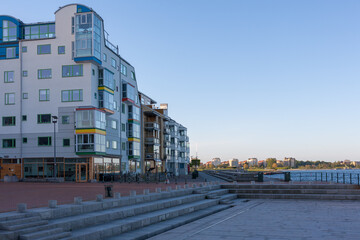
(0, 183), (237, 240)
(224, 183), (360, 200)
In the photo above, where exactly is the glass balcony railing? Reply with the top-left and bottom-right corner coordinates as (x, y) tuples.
(145, 122), (160, 129)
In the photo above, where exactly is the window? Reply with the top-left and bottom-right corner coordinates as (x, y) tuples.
(58, 46), (65, 54)
(24, 24), (55, 39)
(3, 139), (16, 148)
(22, 71), (28, 77)
(131, 71), (136, 80)
(63, 139), (70, 147)
(5, 93), (15, 105)
(62, 116), (70, 124)
(4, 71), (14, 83)
(2, 20), (17, 42)
(22, 93), (28, 99)
(71, 41), (75, 59)
(92, 69), (95, 76)
(94, 93), (97, 99)
(120, 64), (127, 76)
(122, 123), (126, 132)
(62, 65), (83, 77)
(61, 89), (83, 102)
(2, 116), (15, 126)
(37, 114), (51, 124)
(111, 58), (116, 68)
(6, 47), (16, 59)
(110, 120), (117, 129)
(71, 17), (75, 34)
(39, 89), (50, 101)
(122, 142), (126, 151)
(112, 140), (118, 149)
(38, 136), (51, 146)
(38, 69), (52, 79)
(37, 44), (51, 54)
(122, 103), (125, 113)
(22, 46), (27, 52)
(106, 140), (110, 148)
(22, 115), (27, 121)
(103, 53), (107, 62)
(23, 138), (27, 143)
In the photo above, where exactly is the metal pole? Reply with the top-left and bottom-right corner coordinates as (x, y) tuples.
(326, 172), (327, 182)
(343, 173), (345, 184)
(321, 172), (323, 182)
(358, 174), (359, 186)
(350, 173), (352, 184)
(54, 121), (56, 178)
(337, 173), (339, 183)
(299, 172), (301, 182)
(331, 173), (333, 182)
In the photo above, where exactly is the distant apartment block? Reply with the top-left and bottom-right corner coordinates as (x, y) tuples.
(229, 158), (239, 167)
(284, 157), (296, 168)
(247, 158), (258, 167)
(0, 4), (189, 181)
(211, 158), (221, 166)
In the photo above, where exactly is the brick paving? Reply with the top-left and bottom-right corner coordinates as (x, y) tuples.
(0, 176), (208, 213)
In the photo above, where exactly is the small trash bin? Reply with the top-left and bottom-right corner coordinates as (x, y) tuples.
(284, 172), (291, 182)
(257, 172), (264, 182)
(104, 184), (113, 197)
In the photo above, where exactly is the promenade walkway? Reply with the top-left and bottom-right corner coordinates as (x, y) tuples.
(150, 199), (360, 240)
(0, 175), (209, 213)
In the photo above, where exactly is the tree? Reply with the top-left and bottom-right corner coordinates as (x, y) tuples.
(243, 163), (249, 170)
(266, 158), (276, 169)
(190, 158), (201, 169)
(272, 163), (278, 169)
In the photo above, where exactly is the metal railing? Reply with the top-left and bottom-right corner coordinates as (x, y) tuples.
(98, 172), (167, 183)
(266, 171), (360, 185)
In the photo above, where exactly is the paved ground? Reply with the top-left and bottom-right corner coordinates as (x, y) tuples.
(150, 199), (360, 240)
(0, 174), (214, 213)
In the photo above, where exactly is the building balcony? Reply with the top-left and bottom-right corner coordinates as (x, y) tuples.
(145, 153), (160, 160)
(163, 128), (170, 135)
(164, 141), (171, 147)
(145, 138), (160, 145)
(145, 122), (160, 130)
(179, 135), (186, 141)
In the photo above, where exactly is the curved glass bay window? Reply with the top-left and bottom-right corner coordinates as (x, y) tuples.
(75, 12), (102, 61)
(3, 20), (17, 42)
(75, 109), (106, 129)
(128, 123), (140, 138)
(98, 69), (114, 90)
(99, 91), (114, 111)
(24, 24), (55, 39)
(128, 141), (140, 159)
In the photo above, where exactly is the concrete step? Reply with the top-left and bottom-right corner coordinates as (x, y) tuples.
(37, 231), (71, 240)
(107, 204), (232, 240)
(237, 193), (360, 200)
(225, 184), (360, 190)
(63, 199), (221, 240)
(230, 188), (360, 195)
(0, 216), (42, 230)
(4, 220), (48, 231)
(48, 193), (206, 232)
(19, 227), (64, 240)
(205, 189), (229, 198)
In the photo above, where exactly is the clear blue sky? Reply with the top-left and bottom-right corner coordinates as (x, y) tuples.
(3, 0), (360, 162)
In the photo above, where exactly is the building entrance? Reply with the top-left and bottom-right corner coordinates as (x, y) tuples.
(75, 163), (88, 182)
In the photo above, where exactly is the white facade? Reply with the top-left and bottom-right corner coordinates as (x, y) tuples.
(247, 158), (258, 167)
(229, 158), (239, 167)
(211, 158), (221, 167)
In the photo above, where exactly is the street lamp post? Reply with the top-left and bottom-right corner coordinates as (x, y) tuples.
(52, 116), (58, 178)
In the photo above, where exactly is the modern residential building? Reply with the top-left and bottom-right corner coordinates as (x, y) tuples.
(283, 157), (296, 168)
(0, 4), (187, 181)
(229, 158), (239, 167)
(139, 92), (189, 176)
(247, 158), (258, 167)
(211, 158), (221, 167)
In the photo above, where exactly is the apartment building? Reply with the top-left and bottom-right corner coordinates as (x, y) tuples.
(0, 4), (145, 181)
(139, 92), (190, 176)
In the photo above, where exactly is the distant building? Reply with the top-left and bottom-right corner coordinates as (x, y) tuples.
(211, 158), (221, 166)
(247, 158), (258, 167)
(284, 157), (296, 168)
(258, 160), (265, 167)
(343, 160), (351, 165)
(351, 161), (360, 167)
(229, 158), (239, 167)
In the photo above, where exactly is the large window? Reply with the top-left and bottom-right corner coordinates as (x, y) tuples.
(5, 93), (15, 105)
(98, 91), (114, 111)
(37, 114), (51, 124)
(120, 64), (127, 76)
(39, 89), (50, 101)
(2, 116), (15, 126)
(24, 24), (55, 39)
(3, 139), (16, 148)
(61, 89), (83, 102)
(111, 58), (116, 68)
(38, 69), (52, 79)
(6, 47), (16, 59)
(128, 123), (141, 138)
(62, 65), (83, 77)
(4, 71), (14, 83)
(131, 71), (136, 80)
(128, 141), (140, 157)
(58, 46), (65, 54)
(38, 137), (51, 146)
(37, 44), (51, 54)
(75, 109), (106, 130)
(3, 20), (17, 42)
(76, 134), (105, 153)
(98, 69), (114, 90)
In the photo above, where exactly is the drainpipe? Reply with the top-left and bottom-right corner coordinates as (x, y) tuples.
(19, 40), (23, 179)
